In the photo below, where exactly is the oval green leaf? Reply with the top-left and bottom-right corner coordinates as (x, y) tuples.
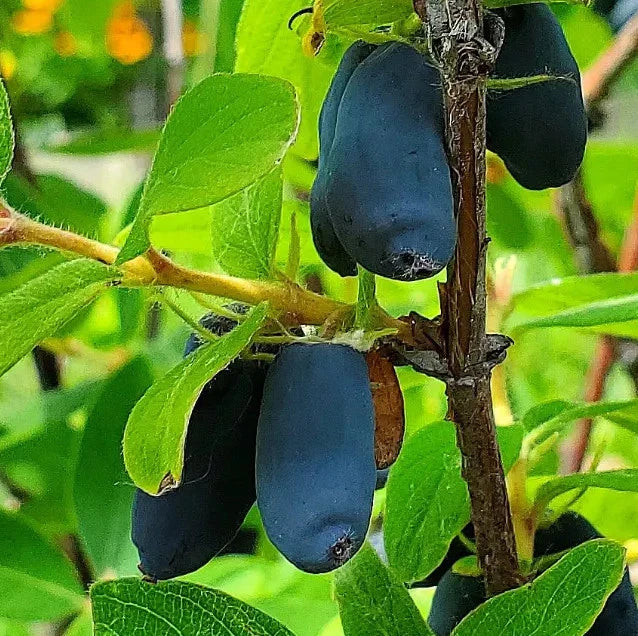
(453, 540), (625, 636)
(510, 272), (638, 338)
(535, 469), (638, 514)
(0, 79), (13, 186)
(211, 167), (283, 279)
(117, 74), (298, 263)
(123, 304), (267, 494)
(0, 510), (83, 621)
(91, 578), (294, 636)
(323, 0), (415, 28)
(384, 422), (470, 582)
(236, 0), (336, 160)
(0, 258), (121, 377)
(335, 545), (433, 636)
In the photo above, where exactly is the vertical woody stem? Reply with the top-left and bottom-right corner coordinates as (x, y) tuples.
(415, 0), (521, 595)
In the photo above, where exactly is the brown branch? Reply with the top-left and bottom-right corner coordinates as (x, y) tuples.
(555, 173), (616, 274)
(59, 534), (95, 591)
(557, 16), (638, 474)
(416, 1), (521, 595)
(582, 12), (638, 106)
(565, 189), (638, 473)
(32, 345), (61, 390)
(563, 337), (617, 473)
(556, 13), (638, 273)
(618, 190), (638, 272)
(556, 12), (638, 272)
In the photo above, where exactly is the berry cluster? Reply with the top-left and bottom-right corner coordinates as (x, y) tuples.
(131, 313), (381, 579)
(311, 4), (587, 281)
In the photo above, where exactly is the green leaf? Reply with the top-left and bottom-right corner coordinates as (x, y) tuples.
(355, 268), (377, 329)
(0, 249), (69, 296)
(453, 540), (625, 636)
(384, 422), (470, 582)
(91, 578), (294, 636)
(510, 272), (638, 338)
(123, 304), (268, 494)
(3, 173), (107, 236)
(517, 294), (638, 331)
(554, 400), (638, 427)
(211, 167), (283, 279)
(514, 272), (638, 315)
(486, 183), (532, 250)
(236, 0), (338, 160)
(335, 545), (433, 636)
(0, 621), (30, 636)
(0, 79), (13, 186)
(322, 0), (415, 28)
(117, 74), (298, 263)
(497, 424), (525, 471)
(535, 469), (638, 513)
(0, 380), (101, 452)
(74, 358), (154, 577)
(521, 400), (573, 431)
(0, 510), (83, 621)
(486, 75), (576, 92)
(523, 399), (638, 443)
(186, 554), (338, 635)
(0, 259), (120, 377)
(47, 128), (160, 155)
(602, 404), (638, 435)
(150, 208), (213, 256)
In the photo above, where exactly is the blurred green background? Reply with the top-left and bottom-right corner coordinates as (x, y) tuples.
(0, 0), (637, 634)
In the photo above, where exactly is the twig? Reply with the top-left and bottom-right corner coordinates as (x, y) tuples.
(32, 346), (62, 391)
(416, 0), (521, 595)
(582, 12), (638, 106)
(565, 188), (638, 473)
(0, 205), (410, 331)
(555, 173), (616, 274)
(557, 15), (638, 474)
(618, 190), (638, 272)
(59, 534), (95, 591)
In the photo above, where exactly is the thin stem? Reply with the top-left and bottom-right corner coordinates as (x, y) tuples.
(557, 21), (638, 474)
(146, 248), (348, 325)
(582, 12), (638, 106)
(189, 293), (248, 320)
(241, 352), (276, 363)
(0, 207), (369, 328)
(565, 187), (638, 473)
(158, 291), (219, 342)
(458, 531), (477, 554)
(285, 209), (301, 281)
(417, 0), (522, 594)
(254, 335), (299, 345)
(564, 337), (616, 473)
(0, 210), (156, 282)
